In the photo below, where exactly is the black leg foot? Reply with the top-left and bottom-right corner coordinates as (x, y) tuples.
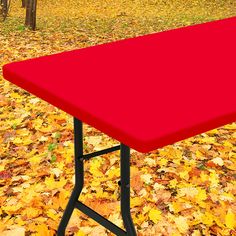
(120, 144), (137, 236)
(57, 118), (83, 236)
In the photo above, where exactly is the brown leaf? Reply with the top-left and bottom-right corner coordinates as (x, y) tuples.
(131, 174), (143, 192)
(0, 171), (12, 179)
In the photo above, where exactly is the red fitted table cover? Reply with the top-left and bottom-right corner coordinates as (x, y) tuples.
(3, 17), (236, 153)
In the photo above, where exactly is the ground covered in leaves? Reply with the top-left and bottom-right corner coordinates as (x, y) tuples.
(0, 0), (236, 235)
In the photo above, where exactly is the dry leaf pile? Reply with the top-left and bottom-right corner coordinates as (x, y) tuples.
(0, 0), (236, 235)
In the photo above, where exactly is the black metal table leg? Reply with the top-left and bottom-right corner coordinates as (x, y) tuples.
(120, 144), (137, 236)
(57, 118), (137, 236)
(57, 118), (84, 236)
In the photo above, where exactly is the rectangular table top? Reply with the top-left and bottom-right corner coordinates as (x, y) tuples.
(3, 17), (236, 153)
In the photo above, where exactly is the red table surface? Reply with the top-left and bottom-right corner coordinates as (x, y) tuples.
(3, 17), (236, 153)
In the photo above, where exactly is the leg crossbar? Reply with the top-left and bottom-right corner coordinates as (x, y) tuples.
(75, 201), (126, 235)
(57, 118), (137, 236)
(80, 145), (120, 161)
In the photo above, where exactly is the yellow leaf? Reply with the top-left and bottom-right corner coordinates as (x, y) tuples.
(47, 209), (59, 221)
(89, 159), (103, 177)
(178, 187), (198, 198)
(195, 150), (203, 158)
(225, 209), (236, 229)
(59, 190), (69, 209)
(85, 136), (102, 147)
(22, 207), (42, 219)
(141, 174), (152, 184)
(22, 138), (33, 145)
(51, 168), (62, 178)
(219, 192), (234, 202)
(34, 224), (53, 236)
(1, 226), (25, 236)
(200, 136), (215, 144)
(45, 175), (67, 190)
(196, 188), (207, 202)
(143, 205), (152, 214)
(0, 221), (5, 233)
(174, 216), (189, 233)
(144, 158), (156, 166)
(2, 202), (23, 214)
(106, 167), (120, 179)
(130, 197), (143, 208)
(29, 154), (43, 166)
(23, 188), (38, 202)
(159, 158), (168, 166)
(169, 201), (182, 213)
(224, 123), (236, 130)
(179, 170), (189, 180)
(169, 179), (178, 188)
(207, 129), (219, 135)
(134, 213), (146, 226)
(10, 93), (21, 99)
(148, 209), (162, 224)
(212, 157), (224, 166)
(214, 216), (225, 228)
(76, 231), (85, 236)
(223, 141), (233, 147)
(12, 137), (22, 145)
(209, 171), (219, 187)
(32, 118), (43, 130)
(200, 173), (209, 182)
(192, 230), (201, 236)
(201, 212), (214, 226)
(108, 213), (123, 228)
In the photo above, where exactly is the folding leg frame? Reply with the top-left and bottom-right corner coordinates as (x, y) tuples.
(57, 118), (137, 236)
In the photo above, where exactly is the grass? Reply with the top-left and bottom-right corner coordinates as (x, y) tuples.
(1, 0), (236, 38)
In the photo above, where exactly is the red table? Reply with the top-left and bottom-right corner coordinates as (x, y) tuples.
(3, 16), (236, 235)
